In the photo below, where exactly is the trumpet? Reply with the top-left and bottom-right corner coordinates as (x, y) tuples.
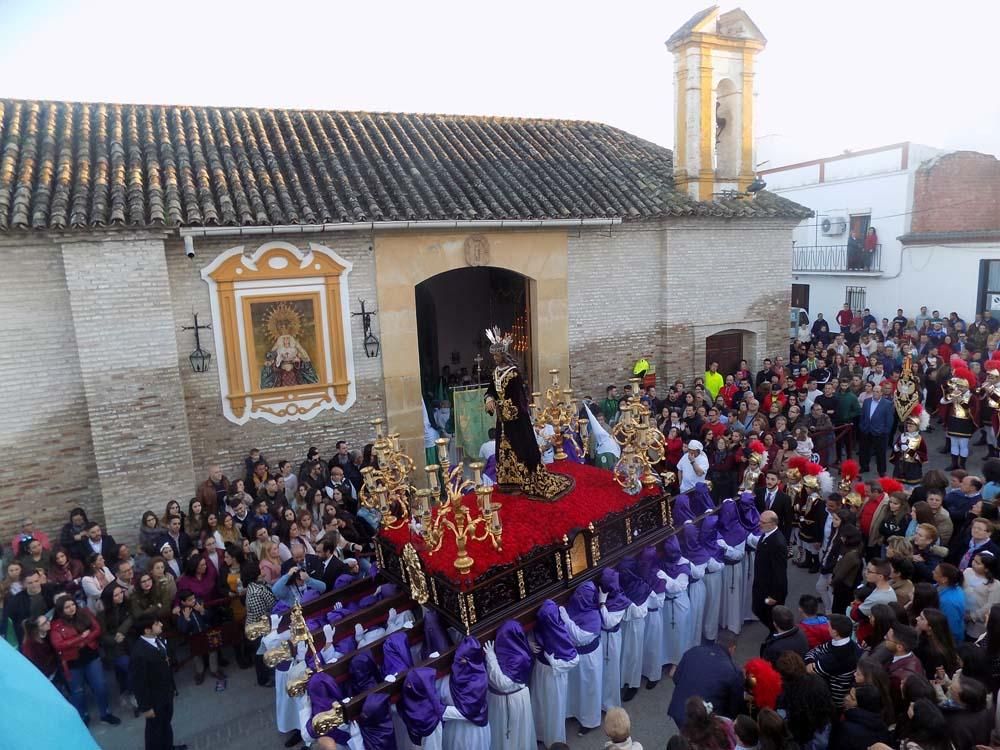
(979, 382), (1000, 410)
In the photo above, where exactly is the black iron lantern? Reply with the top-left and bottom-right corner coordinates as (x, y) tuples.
(183, 313), (213, 373)
(353, 300), (381, 358)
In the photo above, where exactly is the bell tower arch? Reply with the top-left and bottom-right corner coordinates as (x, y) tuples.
(667, 6), (766, 200)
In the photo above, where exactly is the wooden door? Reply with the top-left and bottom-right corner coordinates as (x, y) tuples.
(705, 331), (743, 377)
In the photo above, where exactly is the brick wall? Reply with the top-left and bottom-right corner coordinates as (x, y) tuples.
(61, 234), (197, 538)
(166, 233), (387, 493)
(0, 236), (101, 537)
(568, 218), (796, 394)
(911, 151), (1000, 234)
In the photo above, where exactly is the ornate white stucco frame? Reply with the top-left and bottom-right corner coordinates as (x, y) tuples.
(200, 240), (357, 425)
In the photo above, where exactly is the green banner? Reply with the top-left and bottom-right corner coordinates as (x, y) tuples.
(452, 386), (491, 461)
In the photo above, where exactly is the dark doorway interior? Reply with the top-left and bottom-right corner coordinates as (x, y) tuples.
(415, 267), (530, 403)
(705, 330), (744, 376)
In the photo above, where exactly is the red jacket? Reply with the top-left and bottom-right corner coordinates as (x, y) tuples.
(720, 384), (739, 408)
(50, 609), (101, 670)
(798, 617), (832, 649)
(858, 494), (883, 537)
(836, 309), (854, 327)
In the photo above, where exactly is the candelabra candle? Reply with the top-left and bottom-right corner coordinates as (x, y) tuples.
(435, 437), (450, 469)
(469, 461), (483, 486)
(371, 417), (385, 438)
(532, 392), (541, 409)
(549, 369), (560, 388)
(425, 464), (440, 493)
(490, 503), (502, 534)
(390, 433), (401, 452)
(476, 484), (494, 513)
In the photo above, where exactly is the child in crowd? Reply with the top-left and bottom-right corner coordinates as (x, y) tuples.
(603, 707), (643, 750)
(733, 714), (760, 750)
(797, 594), (831, 648)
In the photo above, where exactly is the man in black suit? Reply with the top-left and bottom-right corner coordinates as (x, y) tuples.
(280, 540), (325, 580)
(315, 538), (350, 588)
(75, 521), (118, 563)
(129, 614), (186, 750)
(752, 510), (788, 633)
(759, 605), (809, 663)
(754, 470), (793, 538)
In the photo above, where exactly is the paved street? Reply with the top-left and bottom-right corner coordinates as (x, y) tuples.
(89, 423), (987, 749)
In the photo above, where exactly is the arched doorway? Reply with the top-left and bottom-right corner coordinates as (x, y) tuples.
(705, 329), (744, 376)
(415, 267), (531, 401)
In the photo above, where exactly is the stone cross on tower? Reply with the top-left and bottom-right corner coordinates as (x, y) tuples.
(666, 6), (767, 200)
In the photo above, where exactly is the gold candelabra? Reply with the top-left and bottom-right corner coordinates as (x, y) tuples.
(261, 602), (323, 697)
(418, 438), (502, 577)
(358, 418), (417, 530)
(611, 378), (666, 494)
(531, 369), (589, 460)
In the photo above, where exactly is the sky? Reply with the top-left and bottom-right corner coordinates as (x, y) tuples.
(1, 0), (997, 168)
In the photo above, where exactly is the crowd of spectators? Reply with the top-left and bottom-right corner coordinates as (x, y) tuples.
(0, 442), (378, 738)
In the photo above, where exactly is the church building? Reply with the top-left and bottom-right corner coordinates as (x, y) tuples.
(0, 6), (808, 536)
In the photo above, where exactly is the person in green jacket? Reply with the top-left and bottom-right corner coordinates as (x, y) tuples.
(704, 362), (724, 401)
(834, 379), (862, 462)
(600, 384), (620, 424)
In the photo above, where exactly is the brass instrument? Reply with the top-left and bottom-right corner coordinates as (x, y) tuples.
(261, 602), (326, 696)
(611, 377), (667, 493)
(980, 381), (1000, 410)
(245, 616), (271, 640)
(312, 702), (346, 737)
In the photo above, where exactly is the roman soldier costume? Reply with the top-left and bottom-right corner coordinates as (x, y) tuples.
(891, 406), (928, 485)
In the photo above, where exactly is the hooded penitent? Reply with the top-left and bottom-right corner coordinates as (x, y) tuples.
(306, 672), (350, 744)
(598, 568), (631, 612)
(534, 599), (577, 662)
(563, 581), (601, 634)
(349, 651), (383, 695)
(619, 566), (652, 606)
(357, 692), (397, 750)
(716, 499), (749, 546)
(399, 667), (446, 745)
(736, 491), (761, 534)
(494, 620), (533, 685)
(689, 482), (714, 515)
(422, 608), (452, 659)
(382, 630), (414, 675)
(678, 522), (711, 566)
(698, 514), (725, 562)
(661, 535), (692, 578)
(449, 636), (488, 726)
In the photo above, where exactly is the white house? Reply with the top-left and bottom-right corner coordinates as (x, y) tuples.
(760, 142), (961, 322)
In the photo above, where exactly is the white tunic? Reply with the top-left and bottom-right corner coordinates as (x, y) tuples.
(642, 587), (666, 682)
(484, 642), (535, 750)
(439, 675), (490, 750)
(619, 600), (648, 689)
(701, 558), (724, 641)
(529, 645), (579, 748)
(685, 563), (707, 652)
(659, 566), (691, 666)
(559, 607), (602, 730)
(599, 604), (627, 711)
(718, 539), (748, 634)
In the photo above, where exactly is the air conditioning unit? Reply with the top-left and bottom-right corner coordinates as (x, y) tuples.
(820, 216), (847, 236)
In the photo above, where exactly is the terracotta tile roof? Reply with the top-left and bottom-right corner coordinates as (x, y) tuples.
(0, 98), (810, 230)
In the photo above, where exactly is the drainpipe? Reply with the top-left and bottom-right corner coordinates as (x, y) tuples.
(178, 217), (622, 242)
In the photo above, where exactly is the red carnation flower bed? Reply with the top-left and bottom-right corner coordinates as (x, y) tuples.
(380, 461), (657, 585)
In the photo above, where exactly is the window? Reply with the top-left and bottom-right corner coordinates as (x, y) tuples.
(791, 283), (810, 311)
(845, 285), (866, 312)
(849, 214), (871, 238)
(978, 260), (1000, 314)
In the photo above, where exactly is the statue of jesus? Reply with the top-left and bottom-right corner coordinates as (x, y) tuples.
(483, 327), (573, 501)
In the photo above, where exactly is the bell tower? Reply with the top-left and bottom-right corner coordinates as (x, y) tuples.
(666, 6), (766, 200)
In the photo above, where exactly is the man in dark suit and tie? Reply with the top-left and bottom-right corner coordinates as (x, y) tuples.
(280, 541), (325, 580)
(129, 614), (186, 750)
(315, 538), (350, 589)
(752, 511), (788, 633)
(859, 385), (895, 475)
(755, 470), (793, 539)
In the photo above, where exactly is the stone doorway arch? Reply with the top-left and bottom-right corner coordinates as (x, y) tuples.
(374, 230), (569, 470)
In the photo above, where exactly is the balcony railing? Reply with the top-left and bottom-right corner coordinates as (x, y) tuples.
(791, 243), (882, 273)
